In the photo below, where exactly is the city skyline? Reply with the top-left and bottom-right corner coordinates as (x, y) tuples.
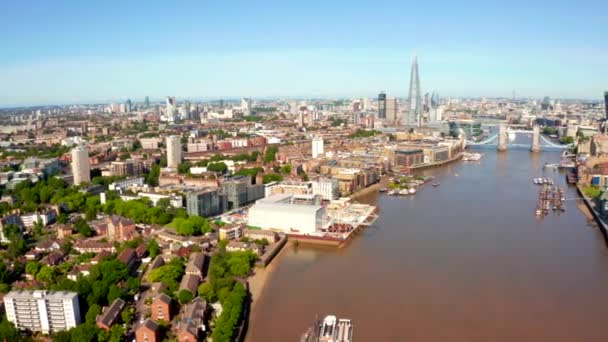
(1, 0), (607, 106)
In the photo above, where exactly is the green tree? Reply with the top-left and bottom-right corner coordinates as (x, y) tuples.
(147, 239), (160, 258)
(25, 261), (41, 277)
(0, 317), (19, 342)
(75, 218), (94, 237)
(36, 266), (57, 284)
(0, 262), (8, 284)
(207, 162), (228, 174)
(178, 289), (194, 304)
(145, 164), (161, 186)
(85, 304), (102, 323)
(280, 164), (292, 174)
(121, 307), (135, 325)
(197, 282), (217, 302)
(262, 173), (283, 184)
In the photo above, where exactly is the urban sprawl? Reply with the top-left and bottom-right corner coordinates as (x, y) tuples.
(0, 58), (606, 342)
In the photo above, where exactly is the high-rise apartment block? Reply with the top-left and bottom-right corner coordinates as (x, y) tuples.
(386, 97), (398, 123)
(312, 136), (324, 159)
(166, 135), (182, 169)
(71, 146), (90, 185)
(5, 290), (81, 334)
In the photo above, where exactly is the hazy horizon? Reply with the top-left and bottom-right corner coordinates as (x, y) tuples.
(1, 0), (606, 107)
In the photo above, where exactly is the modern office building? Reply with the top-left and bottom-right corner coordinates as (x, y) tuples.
(165, 97), (176, 121)
(241, 97), (253, 116)
(186, 188), (222, 217)
(406, 56), (422, 126)
(4, 290), (81, 333)
(312, 136), (324, 159)
(377, 92), (386, 119)
(71, 146), (90, 185)
(166, 135), (182, 169)
(604, 91), (608, 119)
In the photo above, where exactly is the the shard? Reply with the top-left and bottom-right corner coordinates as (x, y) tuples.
(406, 56), (422, 126)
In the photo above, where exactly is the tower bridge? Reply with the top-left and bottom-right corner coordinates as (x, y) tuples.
(465, 124), (572, 151)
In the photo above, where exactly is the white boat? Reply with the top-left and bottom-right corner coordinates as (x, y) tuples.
(409, 188), (417, 194)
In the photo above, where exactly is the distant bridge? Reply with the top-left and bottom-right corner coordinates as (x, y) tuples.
(464, 125), (573, 151)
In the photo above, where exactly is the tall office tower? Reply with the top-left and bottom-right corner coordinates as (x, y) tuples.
(312, 136), (324, 159)
(352, 100), (361, 112)
(377, 92), (387, 119)
(289, 100), (298, 114)
(386, 97), (398, 123)
(604, 91), (608, 120)
(298, 111), (305, 127)
(144, 96), (150, 108)
(166, 97), (176, 121)
(125, 99), (132, 113)
(219, 99), (224, 108)
(353, 111), (361, 126)
(166, 135), (182, 168)
(241, 98), (253, 116)
(5, 290), (81, 334)
(71, 146), (90, 185)
(407, 56), (422, 126)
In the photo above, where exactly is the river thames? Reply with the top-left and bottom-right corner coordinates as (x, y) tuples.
(247, 150), (608, 341)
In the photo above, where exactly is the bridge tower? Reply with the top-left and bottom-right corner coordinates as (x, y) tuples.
(531, 124), (540, 152)
(497, 124), (507, 151)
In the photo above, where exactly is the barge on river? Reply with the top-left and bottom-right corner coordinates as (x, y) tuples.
(301, 315), (353, 342)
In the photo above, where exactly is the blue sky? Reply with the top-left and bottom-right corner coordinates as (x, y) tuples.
(1, 0), (607, 106)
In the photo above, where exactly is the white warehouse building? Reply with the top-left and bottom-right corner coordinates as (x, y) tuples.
(247, 194), (328, 234)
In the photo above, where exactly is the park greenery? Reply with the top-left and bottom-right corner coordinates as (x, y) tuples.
(262, 173), (283, 184)
(263, 146), (278, 163)
(582, 185), (602, 199)
(349, 129), (380, 138)
(147, 258), (185, 294)
(543, 127), (558, 135)
(167, 215), (212, 236)
(197, 245), (255, 342)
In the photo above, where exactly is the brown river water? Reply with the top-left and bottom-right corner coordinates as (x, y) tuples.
(247, 150), (608, 342)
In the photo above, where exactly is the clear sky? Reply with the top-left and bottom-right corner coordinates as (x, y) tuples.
(1, 0), (607, 106)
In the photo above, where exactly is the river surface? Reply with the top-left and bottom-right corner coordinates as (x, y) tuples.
(247, 150), (608, 342)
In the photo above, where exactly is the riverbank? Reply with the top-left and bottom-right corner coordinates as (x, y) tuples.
(247, 244), (285, 310)
(349, 181), (382, 201)
(576, 184), (608, 242)
(409, 151), (463, 170)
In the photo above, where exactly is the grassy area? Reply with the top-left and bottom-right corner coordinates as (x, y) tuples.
(582, 185), (602, 199)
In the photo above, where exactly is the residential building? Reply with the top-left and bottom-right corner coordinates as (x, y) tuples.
(243, 229), (278, 243)
(176, 298), (207, 342)
(185, 253), (206, 279)
(312, 136), (324, 159)
(136, 319), (160, 342)
(96, 298), (125, 330)
(71, 146), (90, 185)
(311, 178), (339, 201)
(151, 294), (172, 322)
(386, 97), (398, 123)
(110, 159), (144, 177)
(218, 224), (242, 240)
(4, 290), (81, 333)
(96, 215), (138, 241)
(166, 135), (182, 169)
(140, 138), (161, 149)
(186, 188), (222, 217)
